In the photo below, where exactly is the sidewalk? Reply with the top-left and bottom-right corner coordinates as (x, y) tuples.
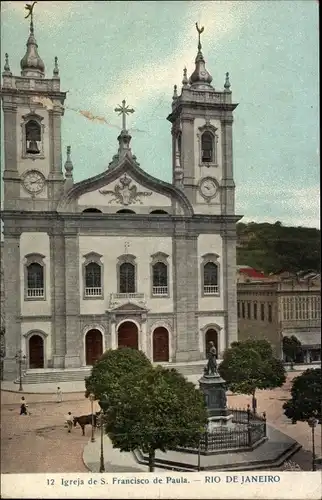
(1, 375), (201, 394)
(83, 433), (169, 473)
(1, 380), (86, 394)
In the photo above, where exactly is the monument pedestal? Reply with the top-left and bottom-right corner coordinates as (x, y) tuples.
(199, 373), (233, 428)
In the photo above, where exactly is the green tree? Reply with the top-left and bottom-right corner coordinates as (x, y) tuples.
(85, 347), (152, 401)
(282, 336), (302, 368)
(219, 339), (286, 412)
(283, 369), (321, 424)
(102, 365), (208, 471)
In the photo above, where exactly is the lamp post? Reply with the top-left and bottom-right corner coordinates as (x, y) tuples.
(89, 393), (96, 443)
(99, 411), (105, 473)
(15, 350), (26, 392)
(308, 417), (318, 471)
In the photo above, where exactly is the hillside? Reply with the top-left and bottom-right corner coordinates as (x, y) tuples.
(236, 221), (320, 274)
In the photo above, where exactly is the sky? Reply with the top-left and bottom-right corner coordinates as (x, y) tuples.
(1, 0), (320, 228)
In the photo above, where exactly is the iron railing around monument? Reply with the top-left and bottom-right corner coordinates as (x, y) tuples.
(174, 408), (267, 454)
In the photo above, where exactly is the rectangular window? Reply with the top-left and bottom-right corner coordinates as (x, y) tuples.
(268, 304), (272, 323)
(237, 302), (240, 318)
(247, 302), (251, 319)
(242, 302), (245, 319)
(260, 303), (265, 321)
(253, 302), (257, 320)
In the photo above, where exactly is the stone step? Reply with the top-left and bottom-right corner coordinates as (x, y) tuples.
(18, 361), (207, 384)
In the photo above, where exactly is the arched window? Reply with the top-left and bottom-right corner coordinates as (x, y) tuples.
(150, 210), (169, 215)
(25, 120), (41, 155)
(27, 263), (44, 298)
(119, 262), (135, 293)
(203, 262), (218, 294)
(116, 209), (136, 214)
(201, 132), (214, 163)
(82, 208), (102, 213)
(152, 262), (168, 296)
(85, 262), (102, 297)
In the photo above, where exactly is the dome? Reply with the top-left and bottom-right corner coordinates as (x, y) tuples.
(189, 51), (213, 88)
(20, 23), (45, 77)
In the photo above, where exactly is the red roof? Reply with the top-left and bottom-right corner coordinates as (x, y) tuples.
(238, 268), (267, 279)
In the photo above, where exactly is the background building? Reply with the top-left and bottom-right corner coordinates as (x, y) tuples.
(237, 273), (321, 361)
(1, 16), (241, 380)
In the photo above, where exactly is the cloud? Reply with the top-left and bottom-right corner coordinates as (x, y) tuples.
(236, 185), (320, 229)
(91, 1), (257, 113)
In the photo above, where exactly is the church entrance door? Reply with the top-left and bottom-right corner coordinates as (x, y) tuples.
(29, 335), (44, 369)
(117, 321), (138, 350)
(153, 327), (169, 362)
(85, 329), (103, 366)
(205, 328), (218, 355)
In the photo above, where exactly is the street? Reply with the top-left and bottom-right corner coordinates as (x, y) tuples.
(1, 372), (320, 473)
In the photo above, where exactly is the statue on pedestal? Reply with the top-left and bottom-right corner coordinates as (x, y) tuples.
(204, 341), (218, 376)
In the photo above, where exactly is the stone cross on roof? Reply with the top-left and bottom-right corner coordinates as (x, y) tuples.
(114, 100), (135, 132)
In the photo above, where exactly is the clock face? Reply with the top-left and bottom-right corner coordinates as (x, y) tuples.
(200, 178), (217, 198)
(22, 170), (45, 194)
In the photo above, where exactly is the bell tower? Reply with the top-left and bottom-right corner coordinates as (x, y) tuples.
(167, 23), (238, 216)
(1, 3), (67, 211)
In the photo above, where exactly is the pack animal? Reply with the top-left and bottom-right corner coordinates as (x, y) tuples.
(73, 413), (99, 436)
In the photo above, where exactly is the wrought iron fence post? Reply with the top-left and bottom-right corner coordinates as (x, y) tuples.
(247, 404), (251, 424)
(263, 411), (267, 437)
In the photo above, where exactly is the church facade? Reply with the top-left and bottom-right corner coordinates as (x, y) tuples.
(1, 16), (241, 379)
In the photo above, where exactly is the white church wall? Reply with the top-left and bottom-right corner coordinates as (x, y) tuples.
(77, 177), (172, 209)
(20, 232), (51, 317)
(79, 235), (173, 315)
(197, 234), (224, 311)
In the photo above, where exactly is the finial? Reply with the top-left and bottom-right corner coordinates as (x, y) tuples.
(64, 145), (74, 177)
(224, 72), (231, 91)
(21, 2), (45, 77)
(3, 53), (11, 74)
(195, 22), (204, 52)
(114, 99), (135, 132)
(172, 84), (178, 100)
(25, 2), (37, 35)
(182, 67), (188, 87)
(53, 56), (59, 77)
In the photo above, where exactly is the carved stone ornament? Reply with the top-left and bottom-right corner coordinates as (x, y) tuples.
(99, 174), (152, 205)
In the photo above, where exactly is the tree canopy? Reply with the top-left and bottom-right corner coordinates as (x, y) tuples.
(103, 365), (208, 471)
(283, 368), (321, 423)
(237, 222), (320, 274)
(84, 347), (152, 401)
(282, 336), (302, 363)
(218, 339), (286, 410)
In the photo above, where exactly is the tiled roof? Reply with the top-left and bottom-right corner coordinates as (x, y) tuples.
(238, 267), (267, 279)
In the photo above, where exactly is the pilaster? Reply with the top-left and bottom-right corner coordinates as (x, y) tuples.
(221, 118), (235, 215)
(222, 230), (238, 349)
(110, 316), (117, 349)
(49, 232), (66, 368)
(181, 116), (195, 191)
(2, 233), (22, 379)
(173, 231), (200, 361)
(64, 232), (81, 367)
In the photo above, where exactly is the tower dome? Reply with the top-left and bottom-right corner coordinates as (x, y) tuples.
(189, 23), (213, 89)
(20, 3), (45, 78)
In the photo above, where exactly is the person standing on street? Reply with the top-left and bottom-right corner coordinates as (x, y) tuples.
(65, 411), (73, 433)
(20, 396), (28, 415)
(56, 386), (63, 403)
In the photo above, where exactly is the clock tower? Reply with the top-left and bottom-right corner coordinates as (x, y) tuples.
(167, 24), (238, 216)
(1, 8), (67, 212)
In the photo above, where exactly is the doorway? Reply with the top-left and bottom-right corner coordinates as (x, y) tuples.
(29, 335), (44, 369)
(153, 327), (169, 362)
(117, 321), (139, 349)
(85, 329), (103, 365)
